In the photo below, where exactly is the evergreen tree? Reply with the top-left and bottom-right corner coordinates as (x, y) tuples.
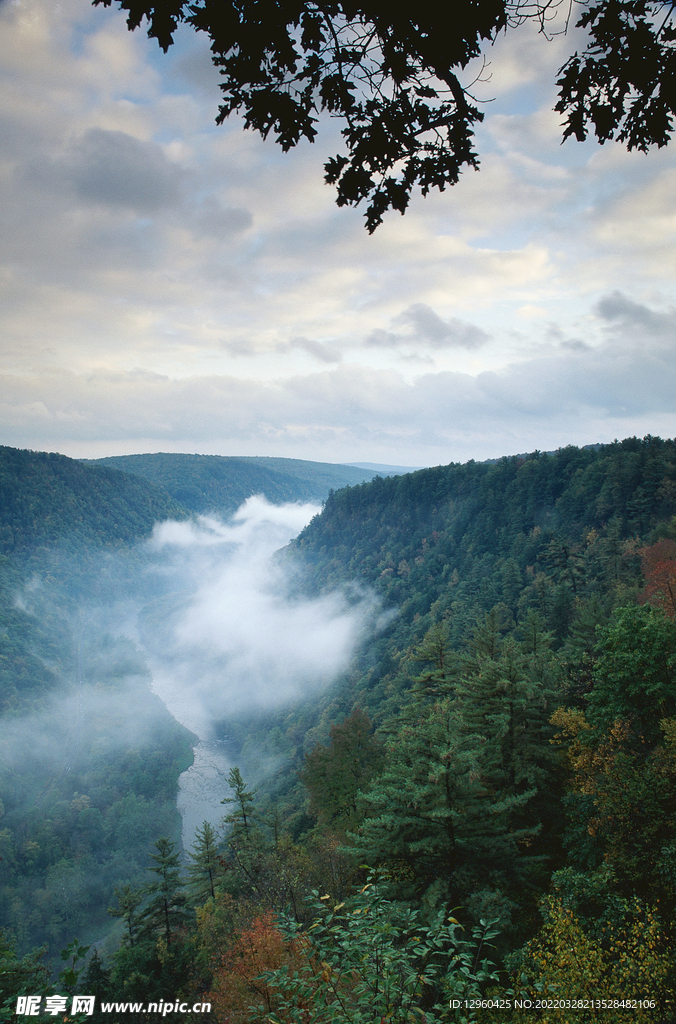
(221, 768), (258, 841)
(354, 697), (526, 914)
(187, 821), (222, 904)
(108, 883), (145, 947)
(590, 604), (676, 741)
(219, 768), (270, 904)
(141, 838), (189, 947)
(408, 623), (457, 698)
(80, 949), (114, 1020)
(354, 634), (560, 918)
(300, 707), (384, 829)
(0, 933), (49, 1022)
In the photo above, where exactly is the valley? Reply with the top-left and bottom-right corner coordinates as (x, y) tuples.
(2, 438), (675, 1021)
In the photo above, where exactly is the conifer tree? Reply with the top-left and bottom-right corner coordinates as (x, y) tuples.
(354, 630), (561, 916)
(220, 767), (270, 904)
(221, 768), (258, 841)
(108, 883), (145, 947)
(409, 623), (457, 698)
(80, 949), (113, 1014)
(0, 932), (49, 1020)
(590, 604), (676, 740)
(300, 707), (384, 829)
(187, 821), (222, 904)
(353, 696), (526, 912)
(141, 837), (188, 947)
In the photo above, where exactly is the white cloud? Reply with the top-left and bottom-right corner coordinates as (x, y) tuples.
(2, 0), (676, 461)
(2, 291), (675, 464)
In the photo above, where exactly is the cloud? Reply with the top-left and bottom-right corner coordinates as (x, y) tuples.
(275, 337), (342, 363)
(3, 0), (676, 465)
(399, 304), (491, 349)
(142, 497), (381, 736)
(595, 291), (676, 337)
(68, 128), (185, 211)
(5, 291), (676, 465)
(168, 37), (223, 95)
(192, 195), (253, 237)
(546, 322), (592, 352)
(366, 304), (490, 354)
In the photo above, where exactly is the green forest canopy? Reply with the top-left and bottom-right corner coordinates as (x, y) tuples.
(3, 435), (676, 1018)
(84, 452), (379, 517)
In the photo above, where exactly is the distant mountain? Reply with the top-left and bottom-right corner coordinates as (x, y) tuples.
(0, 446), (188, 555)
(84, 453), (380, 517)
(344, 462), (423, 474)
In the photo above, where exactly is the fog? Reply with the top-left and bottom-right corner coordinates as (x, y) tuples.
(139, 495), (381, 840)
(0, 496), (381, 851)
(144, 495), (379, 739)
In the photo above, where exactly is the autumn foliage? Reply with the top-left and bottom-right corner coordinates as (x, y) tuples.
(506, 897), (671, 1023)
(207, 910), (310, 1024)
(639, 539), (676, 617)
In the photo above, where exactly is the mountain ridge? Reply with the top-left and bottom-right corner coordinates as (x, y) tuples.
(82, 452), (381, 517)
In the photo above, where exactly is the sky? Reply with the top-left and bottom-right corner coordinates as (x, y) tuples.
(2, 0), (676, 467)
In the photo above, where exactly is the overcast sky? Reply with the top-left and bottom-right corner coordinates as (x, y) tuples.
(2, 0), (676, 467)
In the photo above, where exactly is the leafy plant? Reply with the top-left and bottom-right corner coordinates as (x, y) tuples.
(259, 878), (500, 1023)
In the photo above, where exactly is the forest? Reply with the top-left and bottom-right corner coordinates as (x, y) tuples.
(2, 436), (676, 1022)
(83, 454), (378, 519)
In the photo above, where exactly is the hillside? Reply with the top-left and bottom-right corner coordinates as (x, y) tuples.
(0, 447), (195, 953)
(204, 435), (676, 1015)
(3, 436), (676, 1016)
(84, 453), (381, 517)
(267, 437), (676, 738)
(292, 436), (675, 625)
(0, 446), (189, 555)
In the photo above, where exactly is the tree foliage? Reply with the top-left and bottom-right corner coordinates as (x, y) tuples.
(639, 537), (676, 617)
(96, 0), (676, 229)
(0, 932), (49, 1024)
(589, 604), (676, 739)
(505, 895), (674, 1022)
(556, 0), (676, 153)
(141, 837), (190, 946)
(352, 643), (559, 919)
(222, 767), (259, 841)
(186, 821), (223, 903)
(207, 909), (307, 1024)
(261, 880), (500, 1023)
(300, 706), (384, 829)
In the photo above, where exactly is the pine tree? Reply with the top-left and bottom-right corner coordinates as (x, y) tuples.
(220, 767), (269, 903)
(221, 768), (258, 841)
(187, 821), (222, 904)
(80, 949), (113, 1015)
(353, 697), (496, 911)
(590, 604), (676, 741)
(354, 632), (561, 916)
(141, 837), (189, 947)
(108, 883), (145, 947)
(409, 623), (458, 698)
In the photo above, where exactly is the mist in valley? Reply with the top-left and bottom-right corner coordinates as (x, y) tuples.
(144, 496), (379, 733)
(0, 496), (382, 870)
